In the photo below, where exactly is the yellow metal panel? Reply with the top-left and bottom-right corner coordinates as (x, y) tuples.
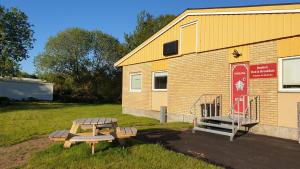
(228, 45), (250, 63)
(277, 36), (300, 57)
(223, 15), (228, 49)
(292, 14), (300, 35)
(203, 16), (208, 51)
(284, 14), (292, 37)
(117, 4), (300, 66)
(181, 23), (197, 54)
(243, 15), (250, 44)
(151, 60), (168, 71)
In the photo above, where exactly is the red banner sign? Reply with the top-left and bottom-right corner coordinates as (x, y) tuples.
(231, 63), (249, 113)
(250, 63), (277, 79)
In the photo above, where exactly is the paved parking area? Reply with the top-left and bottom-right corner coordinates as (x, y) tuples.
(137, 129), (300, 169)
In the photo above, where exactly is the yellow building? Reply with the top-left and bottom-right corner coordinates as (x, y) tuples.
(115, 3), (300, 141)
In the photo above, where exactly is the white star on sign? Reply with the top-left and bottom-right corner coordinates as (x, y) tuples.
(235, 80), (245, 91)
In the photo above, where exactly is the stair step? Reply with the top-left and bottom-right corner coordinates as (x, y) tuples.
(193, 126), (233, 137)
(198, 122), (236, 129)
(202, 116), (235, 123)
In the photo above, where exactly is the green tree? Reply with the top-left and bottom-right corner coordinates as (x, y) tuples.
(124, 11), (175, 52)
(0, 6), (34, 76)
(35, 28), (123, 102)
(35, 28), (92, 83)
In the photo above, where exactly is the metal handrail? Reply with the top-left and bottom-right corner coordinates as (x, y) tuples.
(229, 95), (260, 127)
(189, 94), (222, 119)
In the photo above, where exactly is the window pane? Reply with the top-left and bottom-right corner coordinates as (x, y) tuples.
(131, 74), (141, 90)
(283, 58), (300, 88)
(154, 72), (167, 90)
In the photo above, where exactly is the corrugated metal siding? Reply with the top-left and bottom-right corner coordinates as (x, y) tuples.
(118, 4), (300, 66)
(277, 36), (300, 57)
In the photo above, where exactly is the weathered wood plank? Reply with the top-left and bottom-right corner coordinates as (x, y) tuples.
(116, 127), (137, 138)
(84, 118), (93, 125)
(90, 118), (99, 124)
(53, 130), (65, 138)
(70, 135), (114, 142)
(49, 130), (69, 140)
(111, 118), (117, 123)
(49, 130), (60, 138)
(125, 127), (131, 135)
(98, 118), (105, 124)
(74, 118), (84, 125)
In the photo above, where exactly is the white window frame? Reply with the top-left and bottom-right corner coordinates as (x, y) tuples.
(129, 72), (142, 92)
(278, 56), (300, 93)
(152, 71), (168, 92)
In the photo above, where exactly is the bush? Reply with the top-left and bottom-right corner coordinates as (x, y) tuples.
(0, 97), (11, 106)
(27, 97), (39, 101)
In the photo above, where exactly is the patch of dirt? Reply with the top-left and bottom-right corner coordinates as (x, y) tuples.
(0, 137), (51, 169)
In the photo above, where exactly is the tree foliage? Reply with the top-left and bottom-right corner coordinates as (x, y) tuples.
(124, 11), (175, 52)
(35, 28), (123, 102)
(35, 11), (175, 103)
(0, 6), (34, 76)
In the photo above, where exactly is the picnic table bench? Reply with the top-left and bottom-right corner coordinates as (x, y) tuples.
(116, 127), (138, 138)
(69, 135), (114, 154)
(48, 130), (70, 141)
(48, 117), (138, 154)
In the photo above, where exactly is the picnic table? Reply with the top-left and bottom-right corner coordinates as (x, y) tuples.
(71, 117), (118, 136)
(48, 117), (137, 154)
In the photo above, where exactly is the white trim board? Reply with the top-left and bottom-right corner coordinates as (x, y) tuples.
(115, 8), (300, 66)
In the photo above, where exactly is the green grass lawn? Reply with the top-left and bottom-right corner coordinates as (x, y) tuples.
(0, 102), (221, 169)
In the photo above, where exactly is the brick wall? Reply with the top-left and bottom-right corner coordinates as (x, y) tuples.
(249, 41), (278, 126)
(166, 41), (278, 126)
(122, 41), (279, 127)
(122, 63), (152, 110)
(168, 50), (230, 115)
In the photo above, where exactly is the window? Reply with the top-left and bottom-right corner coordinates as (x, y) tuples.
(130, 73), (142, 92)
(152, 72), (168, 91)
(163, 40), (178, 56)
(279, 56), (300, 92)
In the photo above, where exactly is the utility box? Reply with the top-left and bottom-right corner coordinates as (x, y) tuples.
(160, 106), (167, 123)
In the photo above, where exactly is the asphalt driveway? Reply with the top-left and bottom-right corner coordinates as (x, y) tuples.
(137, 129), (300, 169)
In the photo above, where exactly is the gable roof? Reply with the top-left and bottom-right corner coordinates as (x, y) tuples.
(115, 3), (300, 67)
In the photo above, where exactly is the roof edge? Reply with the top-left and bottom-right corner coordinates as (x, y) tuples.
(115, 3), (300, 67)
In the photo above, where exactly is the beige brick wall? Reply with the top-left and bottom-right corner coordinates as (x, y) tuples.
(121, 39), (300, 139)
(249, 41), (278, 126)
(122, 63), (152, 110)
(122, 41), (279, 127)
(168, 50), (230, 115)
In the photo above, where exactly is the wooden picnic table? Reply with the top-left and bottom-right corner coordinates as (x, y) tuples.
(49, 117), (137, 154)
(71, 117), (118, 136)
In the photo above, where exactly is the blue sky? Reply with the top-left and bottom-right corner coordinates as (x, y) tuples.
(1, 0), (300, 74)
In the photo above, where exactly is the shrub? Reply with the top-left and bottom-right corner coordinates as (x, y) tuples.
(0, 97), (10, 106)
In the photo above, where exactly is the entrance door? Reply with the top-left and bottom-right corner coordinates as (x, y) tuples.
(231, 63), (249, 113)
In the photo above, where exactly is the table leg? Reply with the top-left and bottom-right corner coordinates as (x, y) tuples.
(92, 143), (95, 155)
(70, 122), (80, 134)
(92, 124), (96, 136)
(64, 122), (80, 148)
